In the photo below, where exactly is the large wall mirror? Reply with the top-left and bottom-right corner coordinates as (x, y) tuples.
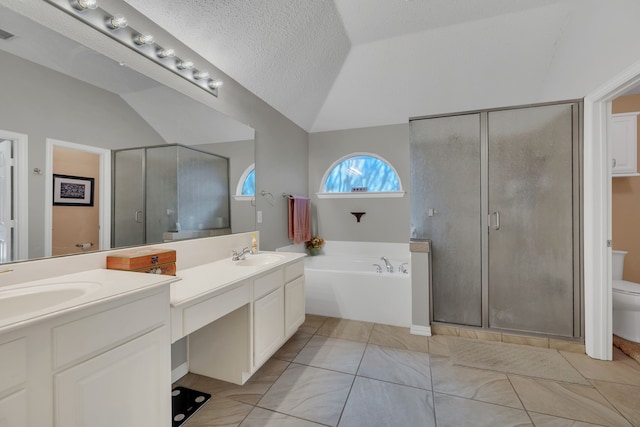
(0, 3), (256, 265)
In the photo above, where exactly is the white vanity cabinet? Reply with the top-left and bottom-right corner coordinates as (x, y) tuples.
(183, 255), (305, 385)
(252, 259), (305, 369)
(0, 284), (172, 427)
(53, 290), (171, 427)
(611, 112), (640, 176)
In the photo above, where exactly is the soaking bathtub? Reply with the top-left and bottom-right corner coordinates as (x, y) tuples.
(293, 241), (412, 327)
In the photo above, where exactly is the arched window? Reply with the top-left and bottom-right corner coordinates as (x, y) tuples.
(235, 164), (255, 200)
(319, 153), (404, 198)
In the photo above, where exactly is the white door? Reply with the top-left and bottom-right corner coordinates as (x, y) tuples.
(253, 287), (284, 368)
(0, 390), (27, 427)
(0, 140), (12, 263)
(54, 327), (171, 427)
(285, 277), (305, 336)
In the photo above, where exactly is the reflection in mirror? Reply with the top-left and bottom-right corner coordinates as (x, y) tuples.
(113, 144), (231, 247)
(0, 5), (255, 264)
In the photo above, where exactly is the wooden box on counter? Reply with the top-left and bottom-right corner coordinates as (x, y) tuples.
(106, 248), (176, 276)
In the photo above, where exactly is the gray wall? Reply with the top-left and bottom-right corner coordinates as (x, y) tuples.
(0, 50), (167, 258)
(308, 124), (410, 243)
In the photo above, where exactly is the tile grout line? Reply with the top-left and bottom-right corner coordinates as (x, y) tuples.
(334, 339), (370, 427)
(505, 374), (535, 425)
(247, 320), (327, 426)
(429, 351), (438, 427)
(587, 380), (636, 427)
(238, 318), (320, 426)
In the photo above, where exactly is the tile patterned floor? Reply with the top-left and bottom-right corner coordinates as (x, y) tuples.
(175, 315), (640, 427)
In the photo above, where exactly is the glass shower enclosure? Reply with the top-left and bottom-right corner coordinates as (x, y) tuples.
(112, 144), (230, 247)
(409, 102), (582, 338)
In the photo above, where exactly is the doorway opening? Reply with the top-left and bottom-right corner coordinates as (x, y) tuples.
(0, 130), (28, 263)
(44, 139), (111, 257)
(584, 59), (640, 360)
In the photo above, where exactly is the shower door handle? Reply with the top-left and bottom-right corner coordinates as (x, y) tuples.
(490, 211), (501, 230)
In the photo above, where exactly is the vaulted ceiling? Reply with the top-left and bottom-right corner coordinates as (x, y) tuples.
(123, 0), (640, 133)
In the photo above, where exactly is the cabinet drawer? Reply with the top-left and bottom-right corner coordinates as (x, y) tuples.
(183, 282), (250, 336)
(0, 338), (27, 395)
(53, 291), (167, 369)
(284, 261), (304, 283)
(253, 269), (284, 300)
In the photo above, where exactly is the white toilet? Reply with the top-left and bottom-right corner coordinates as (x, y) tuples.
(612, 250), (640, 342)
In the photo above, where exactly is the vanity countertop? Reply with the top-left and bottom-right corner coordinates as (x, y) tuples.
(171, 251), (306, 307)
(0, 268), (179, 335)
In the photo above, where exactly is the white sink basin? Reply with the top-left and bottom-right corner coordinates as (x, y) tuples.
(0, 282), (101, 321)
(235, 254), (285, 267)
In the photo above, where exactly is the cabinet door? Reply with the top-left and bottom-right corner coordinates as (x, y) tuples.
(55, 327), (170, 427)
(285, 277), (305, 337)
(611, 113), (639, 175)
(0, 390), (27, 427)
(254, 287), (284, 367)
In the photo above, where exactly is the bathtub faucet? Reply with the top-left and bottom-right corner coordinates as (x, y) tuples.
(380, 257), (394, 273)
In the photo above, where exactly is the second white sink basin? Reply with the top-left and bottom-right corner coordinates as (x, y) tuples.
(0, 282), (101, 321)
(235, 254), (285, 267)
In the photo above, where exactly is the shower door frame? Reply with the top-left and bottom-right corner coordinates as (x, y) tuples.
(411, 99), (583, 339)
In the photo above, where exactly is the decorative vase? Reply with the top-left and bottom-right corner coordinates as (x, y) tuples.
(308, 248), (318, 256)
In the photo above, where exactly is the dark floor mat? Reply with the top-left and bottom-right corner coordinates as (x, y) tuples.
(172, 386), (211, 427)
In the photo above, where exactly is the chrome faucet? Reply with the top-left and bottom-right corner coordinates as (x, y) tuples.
(380, 257), (394, 273)
(232, 247), (251, 261)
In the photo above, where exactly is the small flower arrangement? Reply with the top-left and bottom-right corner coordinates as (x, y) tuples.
(305, 236), (324, 255)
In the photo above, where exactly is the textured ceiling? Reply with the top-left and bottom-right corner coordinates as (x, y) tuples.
(333, 0), (567, 44)
(121, 0), (640, 132)
(123, 0), (350, 131)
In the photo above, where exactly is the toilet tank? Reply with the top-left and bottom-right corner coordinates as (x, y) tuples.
(612, 250), (628, 280)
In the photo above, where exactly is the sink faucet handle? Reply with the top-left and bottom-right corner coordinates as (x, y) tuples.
(399, 263), (409, 274)
(372, 264), (383, 274)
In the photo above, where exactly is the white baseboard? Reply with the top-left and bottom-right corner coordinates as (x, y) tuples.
(171, 362), (189, 383)
(410, 324), (432, 336)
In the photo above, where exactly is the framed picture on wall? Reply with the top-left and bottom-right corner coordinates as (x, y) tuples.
(53, 174), (95, 207)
